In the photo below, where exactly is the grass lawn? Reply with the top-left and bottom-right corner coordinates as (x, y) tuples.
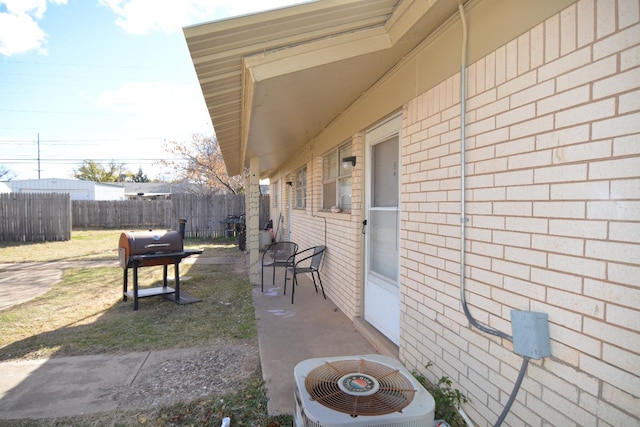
(0, 229), (129, 262)
(0, 229), (292, 426)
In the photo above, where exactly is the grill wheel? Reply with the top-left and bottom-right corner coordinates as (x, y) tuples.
(304, 358), (416, 417)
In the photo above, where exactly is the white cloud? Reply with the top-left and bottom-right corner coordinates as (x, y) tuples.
(96, 80), (212, 135)
(0, 11), (47, 56)
(0, 0), (67, 56)
(99, 0), (311, 35)
(3, 0), (46, 19)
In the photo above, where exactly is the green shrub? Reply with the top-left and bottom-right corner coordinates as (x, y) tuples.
(413, 362), (469, 427)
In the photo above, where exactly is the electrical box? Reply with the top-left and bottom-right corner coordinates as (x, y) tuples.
(510, 310), (551, 359)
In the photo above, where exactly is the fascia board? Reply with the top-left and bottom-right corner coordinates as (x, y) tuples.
(244, 27), (391, 81)
(385, 0), (439, 43)
(183, 0), (364, 35)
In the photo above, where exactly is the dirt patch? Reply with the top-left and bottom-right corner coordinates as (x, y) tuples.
(106, 339), (260, 410)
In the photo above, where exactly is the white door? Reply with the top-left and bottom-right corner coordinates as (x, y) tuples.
(364, 115), (401, 345)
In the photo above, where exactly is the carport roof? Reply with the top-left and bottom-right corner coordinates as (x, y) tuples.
(184, 0), (461, 176)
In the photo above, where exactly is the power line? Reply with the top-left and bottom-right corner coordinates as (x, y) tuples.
(0, 108), (127, 116)
(0, 58), (185, 72)
(2, 158), (181, 163)
(25, 136), (178, 142)
(0, 135), (193, 144)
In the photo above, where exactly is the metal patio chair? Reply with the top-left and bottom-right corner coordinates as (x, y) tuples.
(261, 241), (298, 291)
(284, 245), (326, 304)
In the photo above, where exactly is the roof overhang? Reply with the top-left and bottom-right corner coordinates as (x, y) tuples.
(184, 0), (463, 177)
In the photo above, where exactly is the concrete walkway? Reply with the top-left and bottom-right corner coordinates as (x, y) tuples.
(252, 276), (380, 415)
(0, 257), (395, 420)
(0, 349), (191, 419)
(0, 260), (117, 311)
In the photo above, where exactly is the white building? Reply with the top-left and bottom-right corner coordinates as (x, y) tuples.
(3, 179), (125, 201)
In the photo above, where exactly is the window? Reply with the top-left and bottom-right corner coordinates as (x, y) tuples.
(323, 142), (352, 210)
(295, 166), (306, 209)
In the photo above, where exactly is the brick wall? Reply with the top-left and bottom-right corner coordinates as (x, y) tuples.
(402, 0), (639, 425)
(286, 133), (365, 319)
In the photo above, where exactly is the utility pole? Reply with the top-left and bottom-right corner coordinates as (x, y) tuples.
(37, 133), (41, 179)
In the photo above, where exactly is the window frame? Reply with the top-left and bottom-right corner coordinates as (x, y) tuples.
(322, 142), (353, 212)
(294, 166), (307, 209)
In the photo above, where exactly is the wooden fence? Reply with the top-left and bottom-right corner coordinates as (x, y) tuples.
(73, 199), (174, 230)
(0, 193), (72, 242)
(1, 193), (269, 241)
(72, 194), (270, 238)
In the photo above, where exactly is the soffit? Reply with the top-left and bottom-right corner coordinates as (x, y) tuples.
(184, 0), (461, 176)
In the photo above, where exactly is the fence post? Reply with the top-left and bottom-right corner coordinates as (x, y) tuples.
(179, 218), (187, 238)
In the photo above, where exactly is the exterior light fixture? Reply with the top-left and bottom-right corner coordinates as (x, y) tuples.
(342, 156), (356, 167)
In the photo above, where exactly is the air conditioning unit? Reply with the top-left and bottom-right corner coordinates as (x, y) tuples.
(294, 354), (435, 427)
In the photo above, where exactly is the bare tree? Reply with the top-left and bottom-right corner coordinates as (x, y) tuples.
(0, 165), (15, 181)
(162, 133), (244, 194)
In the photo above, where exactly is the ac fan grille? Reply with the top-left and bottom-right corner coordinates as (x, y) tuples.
(304, 358), (416, 417)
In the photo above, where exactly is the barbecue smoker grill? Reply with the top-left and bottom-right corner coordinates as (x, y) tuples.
(119, 229), (202, 310)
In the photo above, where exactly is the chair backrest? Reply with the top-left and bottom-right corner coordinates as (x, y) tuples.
(270, 241), (298, 262)
(309, 246), (326, 270)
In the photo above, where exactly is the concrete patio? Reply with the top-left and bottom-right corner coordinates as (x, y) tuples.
(251, 265), (399, 415)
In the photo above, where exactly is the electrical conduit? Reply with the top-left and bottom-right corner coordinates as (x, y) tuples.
(458, 3), (511, 343)
(457, 4), (529, 427)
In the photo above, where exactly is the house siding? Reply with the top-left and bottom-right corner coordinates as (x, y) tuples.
(402, 0), (639, 426)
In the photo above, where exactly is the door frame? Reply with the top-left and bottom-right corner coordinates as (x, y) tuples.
(362, 113), (402, 344)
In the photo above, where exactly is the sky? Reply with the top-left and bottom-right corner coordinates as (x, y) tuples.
(0, 0), (309, 181)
